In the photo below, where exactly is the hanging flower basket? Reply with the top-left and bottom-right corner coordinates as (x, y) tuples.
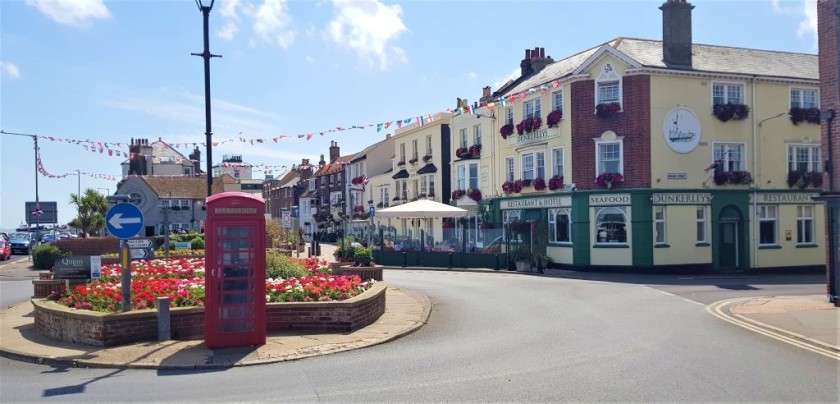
(789, 107), (821, 125)
(409, 158), (418, 165)
(533, 177), (546, 191)
(521, 178), (533, 188)
(455, 147), (470, 159)
(515, 117), (543, 136)
(502, 180), (523, 194)
(500, 123), (514, 139)
(596, 172), (624, 189)
(548, 175), (564, 191)
(467, 188), (482, 202)
(712, 103), (750, 122)
(451, 189), (466, 200)
(468, 144), (482, 158)
(713, 171), (752, 185)
(595, 102), (621, 120)
(351, 176), (365, 185)
(422, 154), (433, 163)
(786, 170), (823, 189)
(547, 110), (563, 127)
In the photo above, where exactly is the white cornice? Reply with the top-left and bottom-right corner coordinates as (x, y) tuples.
(572, 45), (643, 76)
(623, 67), (818, 85)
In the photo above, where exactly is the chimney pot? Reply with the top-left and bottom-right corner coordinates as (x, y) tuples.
(525, 49), (531, 59)
(540, 47), (545, 58)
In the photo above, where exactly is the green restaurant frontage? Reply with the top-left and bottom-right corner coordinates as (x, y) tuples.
(482, 189), (826, 274)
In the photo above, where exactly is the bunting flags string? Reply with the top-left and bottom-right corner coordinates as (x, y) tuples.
(36, 150), (120, 181)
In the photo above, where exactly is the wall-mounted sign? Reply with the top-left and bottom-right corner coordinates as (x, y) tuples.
(589, 194), (631, 206)
(755, 193), (819, 204)
(500, 196), (571, 209)
(663, 107), (701, 154)
(666, 173), (688, 180)
(54, 256), (102, 279)
(506, 128), (558, 147)
(652, 193), (712, 205)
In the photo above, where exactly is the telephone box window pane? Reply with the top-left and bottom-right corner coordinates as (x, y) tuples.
(219, 226), (253, 238)
(223, 266), (251, 278)
(222, 240), (250, 250)
(223, 279), (252, 291)
(221, 306), (254, 319)
(221, 321), (253, 332)
(223, 252), (252, 265)
(221, 293), (254, 305)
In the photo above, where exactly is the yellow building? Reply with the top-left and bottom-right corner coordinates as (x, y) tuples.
(478, 0), (824, 273)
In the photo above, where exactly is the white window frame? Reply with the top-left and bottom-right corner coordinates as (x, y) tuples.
(548, 208), (572, 244)
(473, 124), (482, 146)
(505, 157), (515, 182)
(696, 206), (708, 244)
(459, 128), (468, 149)
(412, 139), (418, 160)
(595, 139), (624, 176)
(595, 207), (628, 245)
(758, 205), (778, 246)
(551, 147), (564, 178)
(712, 82), (744, 105)
(426, 135), (433, 156)
(654, 206), (667, 245)
(523, 97), (542, 119)
(797, 205), (815, 245)
(456, 162), (479, 190)
(400, 143), (406, 162)
(503, 210), (522, 242)
(420, 176), (427, 195)
(552, 90), (563, 113)
(595, 62), (622, 109)
(309, 179), (315, 191)
(790, 87), (819, 109)
(713, 142), (747, 172)
(788, 144), (822, 173)
(428, 175), (436, 197)
(505, 107), (514, 125)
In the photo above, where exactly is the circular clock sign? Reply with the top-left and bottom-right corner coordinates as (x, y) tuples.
(663, 107), (701, 154)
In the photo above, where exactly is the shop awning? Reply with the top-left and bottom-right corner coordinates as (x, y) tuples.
(417, 164), (437, 174)
(392, 169), (409, 179)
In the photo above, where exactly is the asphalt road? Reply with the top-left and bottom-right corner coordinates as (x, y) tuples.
(1, 270), (836, 402)
(0, 254), (40, 308)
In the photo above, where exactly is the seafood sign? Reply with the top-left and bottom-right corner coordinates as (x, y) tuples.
(663, 107), (701, 154)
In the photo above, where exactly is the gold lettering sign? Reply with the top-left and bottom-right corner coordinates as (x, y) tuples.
(588, 194), (631, 206)
(652, 193), (712, 205)
(214, 207), (258, 214)
(757, 193), (818, 204)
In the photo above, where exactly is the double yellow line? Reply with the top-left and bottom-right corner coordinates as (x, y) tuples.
(707, 297), (840, 361)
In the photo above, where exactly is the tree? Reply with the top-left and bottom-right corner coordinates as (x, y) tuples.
(68, 189), (108, 238)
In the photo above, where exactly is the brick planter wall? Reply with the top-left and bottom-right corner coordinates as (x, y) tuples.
(55, 238), (120, 256)
(32, 282), (387, 347)
(333, 265), (384, 281)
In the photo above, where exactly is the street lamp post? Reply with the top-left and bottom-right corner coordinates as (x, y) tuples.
(191, 0), (221, 197)
(0, 131), (40, 237)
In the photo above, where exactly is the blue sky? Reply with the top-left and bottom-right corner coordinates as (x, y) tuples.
(0, 0), (818, 229)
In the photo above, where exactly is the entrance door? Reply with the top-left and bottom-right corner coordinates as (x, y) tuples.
(719, 221), (738, 268)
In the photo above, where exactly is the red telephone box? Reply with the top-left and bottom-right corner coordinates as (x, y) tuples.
(204, 192), (266, 348)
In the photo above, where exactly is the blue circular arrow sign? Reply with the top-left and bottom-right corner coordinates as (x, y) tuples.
(106, 203), (144, 239)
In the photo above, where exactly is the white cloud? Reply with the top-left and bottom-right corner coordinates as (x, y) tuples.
(253, 0), (296, 49)
(326, 0), (407, 70)
(305, 56), (315, 63)
(25, 0), (110, 27)
(217, 0), (241, 41)
(0, 62), (21, 78)
(771, 0), (818, 48)
(491, 67), (520, 91)
(466, 71), (477, 81)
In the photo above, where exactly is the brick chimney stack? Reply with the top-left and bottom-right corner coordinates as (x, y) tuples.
(660, 0), (694, 69)
(189, 146), (202, 174)
(520, 49), (533, 77)
(480, 86), (493, 104)
(529, 47), (554, 75)
(329, 141), (340, 163)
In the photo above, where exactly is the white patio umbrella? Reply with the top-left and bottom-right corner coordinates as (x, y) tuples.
(376, 199), (469, 218)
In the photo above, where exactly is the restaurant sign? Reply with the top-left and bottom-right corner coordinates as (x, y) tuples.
(500, 196), (571, 209)
(589, 194), (631, 206)
(755, 193), (820, 204)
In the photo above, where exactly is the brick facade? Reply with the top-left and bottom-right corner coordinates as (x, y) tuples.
(570, 75), (652, 189)
(32, 282), (387, 347)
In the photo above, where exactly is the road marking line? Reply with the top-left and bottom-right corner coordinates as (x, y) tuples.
(706, 298), (840, 361)
(642, 285), (705, 306)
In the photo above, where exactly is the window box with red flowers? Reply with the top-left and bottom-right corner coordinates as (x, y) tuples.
(789, 107), (821, 125)
(467, 188), (482, 202)
(515, 117), (543, 136)
(547, 110), (563, 128)
(787, 170), (823, 189)
(422, 154), (433, 163)
(409, 158), (418, 165)
(595, 102), (621, 120)
(351, 175), (366, 185)
(533, 177), (546, 191)
(396, 161), (406, 167)
(353, 205), (364, 213)
(596, 172), (624, 189)
(500, 123), (514, 139)
(455, 147), (470, 159)
(468, 144), (482, 158)
(713, 171), (752, 186)
(548, 175), (564, 191)
(451, 189), (466, 200)
(712, 103), (750, 122)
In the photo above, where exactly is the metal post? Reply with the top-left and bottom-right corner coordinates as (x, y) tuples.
(157, 297), (171, 341)
(163, 207), (170, 259)
(34, 136), (40, 243)
(121, 240), (131, 312)
(76, 169), (81, 197)
(192, 1), (220, 197)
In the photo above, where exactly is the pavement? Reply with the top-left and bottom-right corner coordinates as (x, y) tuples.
(1, 246), (838, 368)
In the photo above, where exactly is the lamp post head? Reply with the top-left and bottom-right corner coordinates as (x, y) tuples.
(195, 0), (214, 10)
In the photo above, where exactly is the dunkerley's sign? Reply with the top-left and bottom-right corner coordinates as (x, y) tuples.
(501, 196), (570, 209)
(507, 128), (557, 147)
(663, 107), (701, 154)
(652, 193), (712, 205)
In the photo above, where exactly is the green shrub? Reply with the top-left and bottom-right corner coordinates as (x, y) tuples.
(266, 250), (308, 279)
(190, 237), (205, 250)
(354, 247), (373, 267)
(32, 243), (65, 270)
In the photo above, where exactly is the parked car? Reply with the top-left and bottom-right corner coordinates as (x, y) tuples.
(0, 238), (10, 260)
(57, 233), (71, 240)
(41, 234), (58, 244)
(9, 232), (32, 255)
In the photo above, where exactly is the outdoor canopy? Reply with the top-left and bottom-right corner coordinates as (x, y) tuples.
(375, 199), (469, 218)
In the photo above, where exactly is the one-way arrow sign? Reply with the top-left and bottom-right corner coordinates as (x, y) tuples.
(129, 247), (154, 260)
(106, 203), (144, 240)
(127, 239), (153, 249)
(108, 213), (142, 229)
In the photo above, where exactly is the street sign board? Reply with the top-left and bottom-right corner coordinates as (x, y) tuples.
(174, 241), (191, 250)
(106, 203), (144, 239)
(25, 201), (58, 225)
(369, 206), (375, 217)
(54, 256), (102, 279)
(126, 238), (153, 249)
(129, 247), (154, 260)
(281, 211), (291, 228)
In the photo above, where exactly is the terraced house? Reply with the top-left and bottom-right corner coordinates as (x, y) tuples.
(470, 0), (825, 273)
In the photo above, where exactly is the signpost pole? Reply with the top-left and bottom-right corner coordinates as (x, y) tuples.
(120, 239), (130, 312)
